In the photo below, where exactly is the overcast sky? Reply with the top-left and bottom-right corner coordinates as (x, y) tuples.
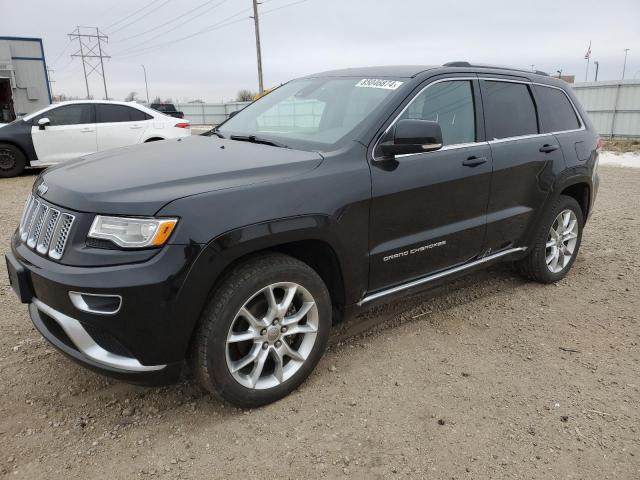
(2, 0), (639, 102)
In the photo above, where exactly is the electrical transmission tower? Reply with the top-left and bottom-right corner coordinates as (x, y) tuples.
(68, 26), (110, 99)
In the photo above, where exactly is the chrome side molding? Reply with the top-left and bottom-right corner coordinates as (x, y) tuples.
(358, 247), (527, 306)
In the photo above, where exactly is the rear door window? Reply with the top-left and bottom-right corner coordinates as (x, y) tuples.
(535, 86), (581, 132)
(481, 81), (538, 140)
(97, 104), (151, 123)
(398, 80), (476, 146)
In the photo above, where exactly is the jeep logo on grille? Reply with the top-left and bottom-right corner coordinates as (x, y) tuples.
(36, 183), (48, 196)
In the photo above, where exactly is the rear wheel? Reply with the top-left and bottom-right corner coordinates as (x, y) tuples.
(0, 144), (26, 178)
(516, 195), (584, 283)
(191, 253), (331, 407)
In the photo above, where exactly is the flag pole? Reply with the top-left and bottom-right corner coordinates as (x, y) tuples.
(584, 41), (591, 81)
(585, 57), (590, 81)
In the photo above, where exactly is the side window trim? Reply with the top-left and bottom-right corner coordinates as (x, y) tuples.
(531, 83), (584, 134)
(372, 76), (484, 161)
(477, 77), (585, 137)
(371, 76), (585, 161)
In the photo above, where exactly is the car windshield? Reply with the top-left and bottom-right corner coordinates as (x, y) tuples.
(217, 77), (405, 151)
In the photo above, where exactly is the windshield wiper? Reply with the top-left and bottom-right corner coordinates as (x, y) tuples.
(203, 127), (224, 138)
(229, 135), (289, 149)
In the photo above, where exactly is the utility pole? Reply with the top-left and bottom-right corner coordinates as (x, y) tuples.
(251, 0), (264, 95)
(556, 69), (562, 79)
(594, 61), (599, 82)
(622, 48), (630, 80)
(530, 64), (535, 72)
(47, 67), (56, 98)
(141, 64), (150, 104)
(69, 26), (110, 99)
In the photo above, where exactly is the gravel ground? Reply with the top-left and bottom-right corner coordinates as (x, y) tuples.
(0, 164), (639, 479)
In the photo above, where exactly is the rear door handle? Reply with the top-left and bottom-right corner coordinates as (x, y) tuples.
(539, 144), (560, 153)
(130, 125), (143, 129)
(462, 156), (487, 167)
(80, 128), (95, 133)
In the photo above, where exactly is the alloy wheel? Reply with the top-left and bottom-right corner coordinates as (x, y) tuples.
(545, 209), (579, 273)
(225, 282), (319, 390)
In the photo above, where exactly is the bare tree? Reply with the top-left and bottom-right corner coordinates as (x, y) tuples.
(125, 91), (137, 102)
(236, 89), (256, 102)
(152, 96), (162, 104)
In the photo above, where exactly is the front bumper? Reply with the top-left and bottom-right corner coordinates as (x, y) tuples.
(29, 298), (181, 384)
(7, 235), (205, 384)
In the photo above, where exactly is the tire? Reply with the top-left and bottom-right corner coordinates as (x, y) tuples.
(516, 195), (584, 283)
(191, 253), (332, 408)
(0, 144), (26, 178)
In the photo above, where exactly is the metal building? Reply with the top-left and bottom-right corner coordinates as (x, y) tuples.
(0, 36), (51, 123)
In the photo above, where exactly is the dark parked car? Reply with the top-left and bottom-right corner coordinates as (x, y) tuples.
(149, 103), (184, 119)
(6, 63), (599, 407)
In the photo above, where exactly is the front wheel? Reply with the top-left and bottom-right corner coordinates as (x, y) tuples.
(190, 253), (331, 408)
(0, 144), (26, 178)
(516, 195), (584, 283)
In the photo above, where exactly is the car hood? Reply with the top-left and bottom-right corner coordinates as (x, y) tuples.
(39, 136), (324, 215)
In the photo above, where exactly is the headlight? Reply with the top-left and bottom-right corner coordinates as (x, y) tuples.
(88, 216), (178, 248)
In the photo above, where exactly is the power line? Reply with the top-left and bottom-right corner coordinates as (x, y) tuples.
(103, 0), (159, 30)
(50, 39), (73, 65)
(113, 0), (311, 60)
(114, 7), (252, 58)
(108, 0), (174, 35)
(112, 0), (229, 43)
(262, 0), (311, 15)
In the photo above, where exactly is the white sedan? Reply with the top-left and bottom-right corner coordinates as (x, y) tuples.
(0, 100), (190, 178)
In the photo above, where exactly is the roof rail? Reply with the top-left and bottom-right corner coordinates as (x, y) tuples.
(442, 61), (549, 77)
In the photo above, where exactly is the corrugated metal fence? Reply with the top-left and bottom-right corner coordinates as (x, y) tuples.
(173, 101), (249, 125)
(572, 80), (640, 138)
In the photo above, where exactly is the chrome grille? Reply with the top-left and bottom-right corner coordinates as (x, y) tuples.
(18, 194), (75, 261)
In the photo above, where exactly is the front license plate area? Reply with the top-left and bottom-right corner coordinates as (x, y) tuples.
(5, 254), (33, 303)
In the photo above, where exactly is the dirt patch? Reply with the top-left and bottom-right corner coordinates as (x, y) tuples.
(0, 166), (639, 479)
(602, 139), (640, 153)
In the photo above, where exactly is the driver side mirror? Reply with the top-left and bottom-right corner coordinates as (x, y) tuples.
(37, 117), (50, 130)
(228, 110), (239, 119)
(379, 119), (443, 157)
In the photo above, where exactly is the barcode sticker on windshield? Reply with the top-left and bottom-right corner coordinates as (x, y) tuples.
(355, 79), (404, 90)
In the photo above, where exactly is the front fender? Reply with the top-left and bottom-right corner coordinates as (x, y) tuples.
(168, 214), (363, 360)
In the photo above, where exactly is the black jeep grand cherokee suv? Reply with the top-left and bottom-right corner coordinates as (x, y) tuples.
(6, 63), (599, 407)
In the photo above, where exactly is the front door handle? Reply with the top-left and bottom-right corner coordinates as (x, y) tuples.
(80, 128), (95, 133)
(539, 144), (560, 153)
(462, 156), (487, 167)
(129, 125), (143, 129)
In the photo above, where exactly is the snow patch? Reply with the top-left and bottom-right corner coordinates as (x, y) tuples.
(599, 151), (640, 168)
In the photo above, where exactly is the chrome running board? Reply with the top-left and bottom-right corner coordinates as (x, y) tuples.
(358, 247), (527, 306)
(31, 298), (166, 372)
